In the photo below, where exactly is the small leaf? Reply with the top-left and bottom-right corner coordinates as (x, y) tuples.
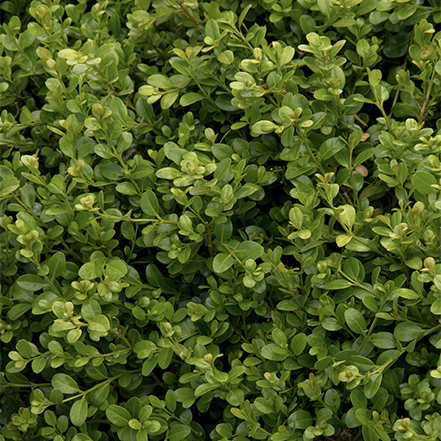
(431, 299), (441, 315)
(16, 275), (46, 291)
(70, 398), (88, 426)
(140, 190), (160, 217)
(180, 92), (204, 106)
(396, 289), (420, 300)
(290, 333), (307, 356)
(364, 374), (382, 399)
(116, 182), (138, 195)
(217, 50), (234, 65)
(106, 404), (132, 427)
(411, 171), (437, 195)
(325, 280), (352, 290)
(336, 234), (352, 247)
(370, 332), (396, 349)
(161, 91), (179, 109)
(261, 343), (287, 361)
(319, 137), (346, 161)
(251, 120), (278, 135)
(394, 322), (422, 342)
(213, 253), (235, 273)
(52, 374), (80, 394)
(368, 69), (382, 87)
(168, 423), (192, 441)
(338, 205), (356, 229)
(345, 308), (367, 334)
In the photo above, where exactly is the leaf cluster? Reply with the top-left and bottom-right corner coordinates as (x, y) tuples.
(1, 1), (441, 441)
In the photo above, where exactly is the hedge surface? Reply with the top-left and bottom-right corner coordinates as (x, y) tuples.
(1, 0), (441, 441)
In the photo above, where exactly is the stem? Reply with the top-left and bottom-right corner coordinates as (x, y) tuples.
(177, 1), (199, 26)
(418, 68), (435, 124)
(296, 126), (326, 174)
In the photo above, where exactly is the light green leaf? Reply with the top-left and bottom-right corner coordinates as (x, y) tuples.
(411, 171), (437, 194)
(338, 205), (356, 229)
(70, 398), (88, 426)
(345, 308), (367, 334)
(180, 92), (204, 106)
(140, 190), (160, 218)
(116, 182), (138, 195)
(251, 120), (278, 135)
(106, 404), (131, 427)
(161, 91), (179, 109)
(217, 50), (234, 65)
(325, 280), (352, 290)
(52, 374), (80, 394)
(213, 253), (235, 273)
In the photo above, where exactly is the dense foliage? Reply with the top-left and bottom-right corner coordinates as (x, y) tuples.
(1, 0), (441, 440)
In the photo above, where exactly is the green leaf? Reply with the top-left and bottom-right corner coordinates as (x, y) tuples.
(254, 397), (273, 414)
(144, 264), (163, 288)
(383, 32), (410, 58)
(161, 91), (179, 109)
(180, 92), (204, 106)
(70, 398), (88, 426)
(7, 304), (33, 320)
(394, 322), (422, 342)
(261, 343), (288, 361)
(194, 383), (218, 396)
(364, 374), (382, 399)
(336, 234), (352, 247)
(32, 357), (47, 374)
(289, 410), (314, 429)
(338, 204), (356, 229)
(235, 183), (259, 199)
(106, 404), (132, 427)
(319, 137), (346, 161)
(370, 332), (396, 349)
(47, 252), (66, 279)
(324, 389), (340, 412)
(277, 300), (300, 311)
(16, 340), (40, 358)
(217, 50), (234, 65)
(411, 171), (437, 195)
(213, 253), (235, 273)
(88, 315), (110, 333)
(235, 241), (264, 260)
(354, 149), (375, 167)
(140, 190), (160, 217)
(58, 49), (78, 59)
(156, 167), (182, 180)
(251, 120), (278, 135)
(272, 328), (287, 348)
(205, 19), (220, 40)
(321, 317), (343, 331)
(345, 308), (367, 334)
(290, 333), (307, 356)
(148, 74), (174, 89)
(396, 289), (420, 300)
(52, 374), (80, 394)
(280, 46), (295, 65)
(368, 69), (382, 87)
(325, 280), (352, 290)
(116, 182), (138, 195)
(168, 423), (192, 441)
(105, 258), (128, 280)
(79, 262), (98, 280)
(16, 275), (46, 291)
(431, 299), (441, 315)
(226, 389), (244, 406)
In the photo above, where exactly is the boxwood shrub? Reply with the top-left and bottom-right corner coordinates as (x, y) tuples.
(1, 0), (441, 440)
